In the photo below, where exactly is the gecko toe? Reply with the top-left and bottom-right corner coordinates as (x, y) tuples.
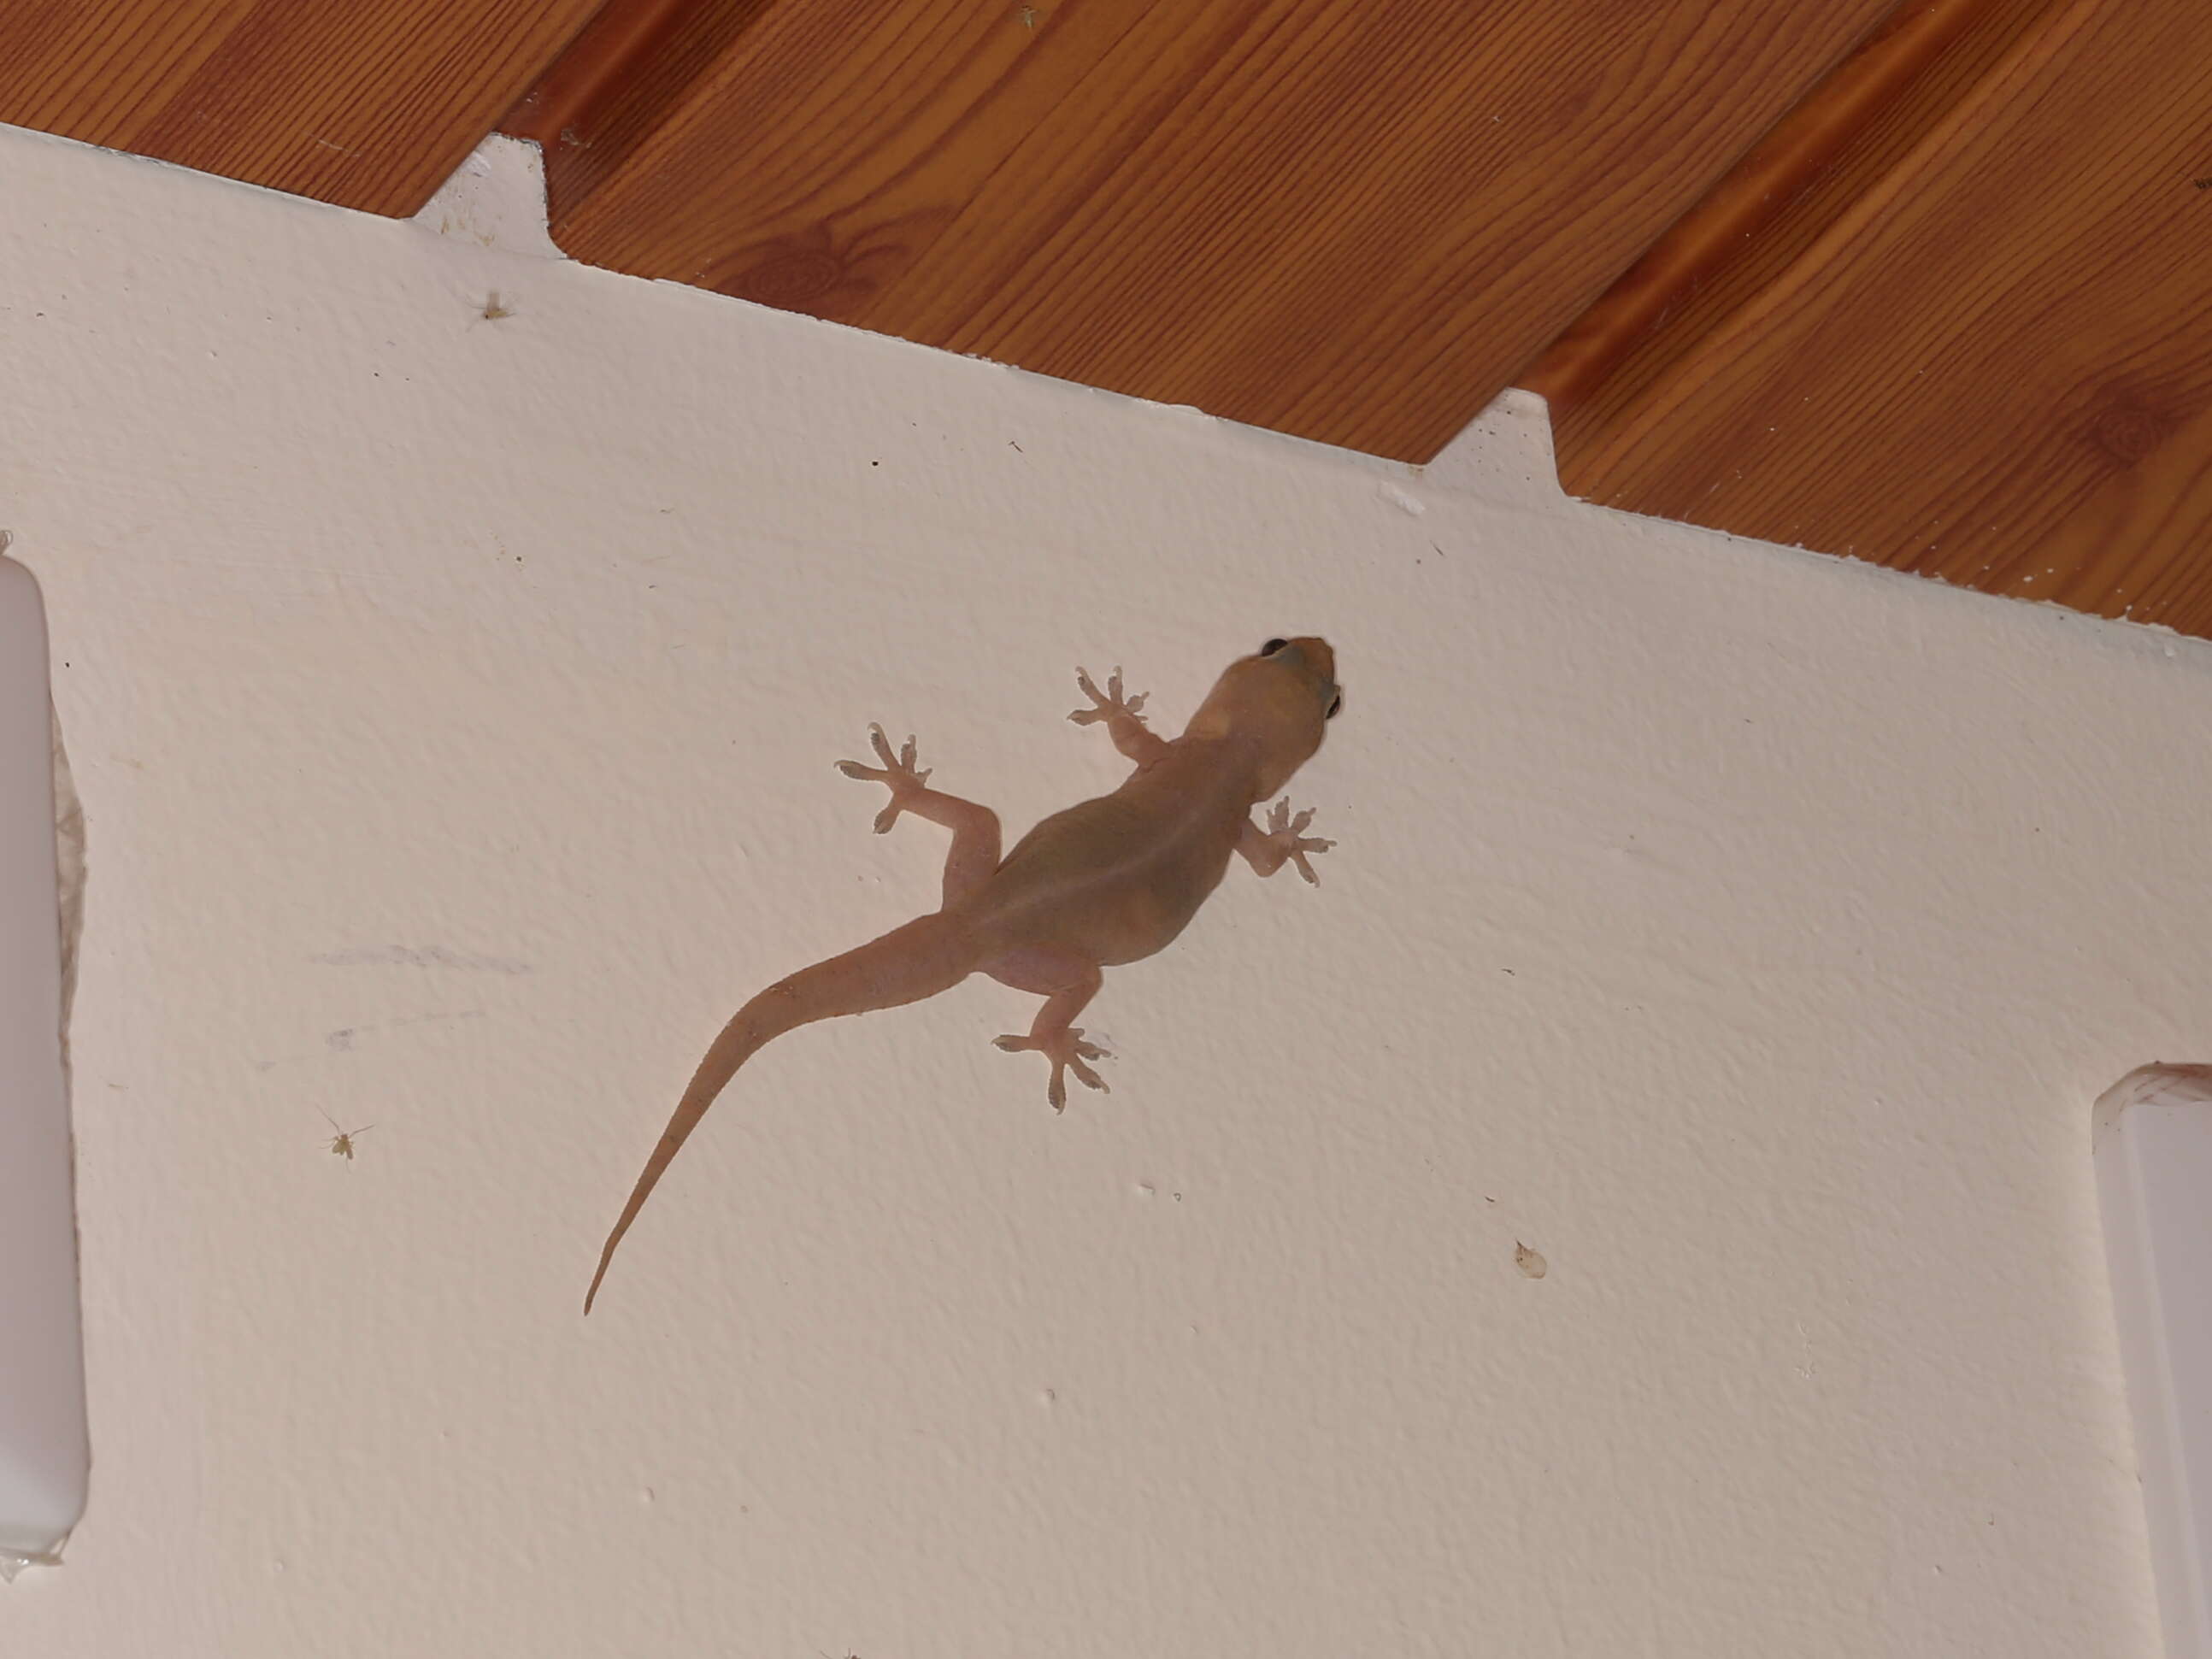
(996, 1028), (1112, 1110)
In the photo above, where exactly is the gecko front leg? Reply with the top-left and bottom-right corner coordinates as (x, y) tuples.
(836, 725), (1003, 908)
(1068, 666), (1171, 765)
(1238, 797), (1336, 885)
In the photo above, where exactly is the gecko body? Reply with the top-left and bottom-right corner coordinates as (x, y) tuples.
(585, 638), (1341, 1312)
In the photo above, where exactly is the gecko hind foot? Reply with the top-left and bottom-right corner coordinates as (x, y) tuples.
(836, 724), (932, 834)
(992, 1027), (1111, 1113)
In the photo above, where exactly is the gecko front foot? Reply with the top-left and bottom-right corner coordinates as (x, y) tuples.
(991, 1027), (1111, 1113)
(1254, 797), (1336, 885)
(1068, 667), (1149, 730)
(836, 724), (932, 834)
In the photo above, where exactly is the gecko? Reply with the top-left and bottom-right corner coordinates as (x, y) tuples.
(584, 637), (1343, 1313)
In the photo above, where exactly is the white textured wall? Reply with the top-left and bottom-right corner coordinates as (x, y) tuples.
(2, 121), (2199, 1656)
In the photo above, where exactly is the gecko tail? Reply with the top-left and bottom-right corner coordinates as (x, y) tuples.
(584, 909), (980, 1314)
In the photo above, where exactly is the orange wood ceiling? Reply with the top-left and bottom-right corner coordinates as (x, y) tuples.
(1526, 0), (2212, 632)
(500, 0), (1897, 463)
(0, 0), (604, 216)
(2, 0), (2209, 636)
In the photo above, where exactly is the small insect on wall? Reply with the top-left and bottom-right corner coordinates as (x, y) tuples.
(0, 539), (89, 1576)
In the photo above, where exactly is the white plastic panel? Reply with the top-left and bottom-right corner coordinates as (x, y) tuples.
(2096, 1063), (2212, 1659)
(0, 549), (88, 1573)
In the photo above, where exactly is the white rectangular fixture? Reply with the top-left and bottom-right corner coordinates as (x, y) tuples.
(2096, 1062), (2212, 1659)
(0, 548), (88, 1574)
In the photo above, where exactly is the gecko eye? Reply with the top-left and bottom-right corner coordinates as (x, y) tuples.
(1260, 638), (1288, 656)
(1325, 690), (1343, 719)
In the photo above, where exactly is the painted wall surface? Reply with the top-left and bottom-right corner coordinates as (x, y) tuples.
(1, 121), (2201, 1656)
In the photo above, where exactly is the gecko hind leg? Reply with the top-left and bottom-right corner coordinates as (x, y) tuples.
(988, 957), (1109, 1112)
(837, 724), (1003, 906)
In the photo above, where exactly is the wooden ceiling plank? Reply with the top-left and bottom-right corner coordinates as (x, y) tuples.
(1543, 0), (2212, 634)
(0, 2), (251, 140)
(2022, 343), (2212, 628)
(0, 0), (608, 216)
(527, 0), (1899, 461)
(902, 0), (1903, 453)
(1521, 0), (2063, 413)
(1532, 0), (2064, 475)
(545, 0), (1188, 290)
(502, 0), (783, 224)
(502, 0), (706, 151)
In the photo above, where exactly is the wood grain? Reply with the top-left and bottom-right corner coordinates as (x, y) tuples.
(0, 0), (606, 216)
(501, 0), (779, 223)
(1541, 0), (2212, 634)
(527, 0), (1901, 461)
(1522, 0), (2063, 411)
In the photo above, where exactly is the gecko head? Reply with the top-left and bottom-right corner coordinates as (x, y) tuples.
(1186, 636), (1341, 797)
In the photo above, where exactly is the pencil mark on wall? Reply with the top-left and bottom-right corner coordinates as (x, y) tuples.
(325, 1009), (485, 1052)
(256, 1009), (484, 1072)
(312, 944), (532, 974)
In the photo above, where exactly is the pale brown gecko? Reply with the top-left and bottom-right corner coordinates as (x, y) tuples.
(585, 638), (1342, 1312)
